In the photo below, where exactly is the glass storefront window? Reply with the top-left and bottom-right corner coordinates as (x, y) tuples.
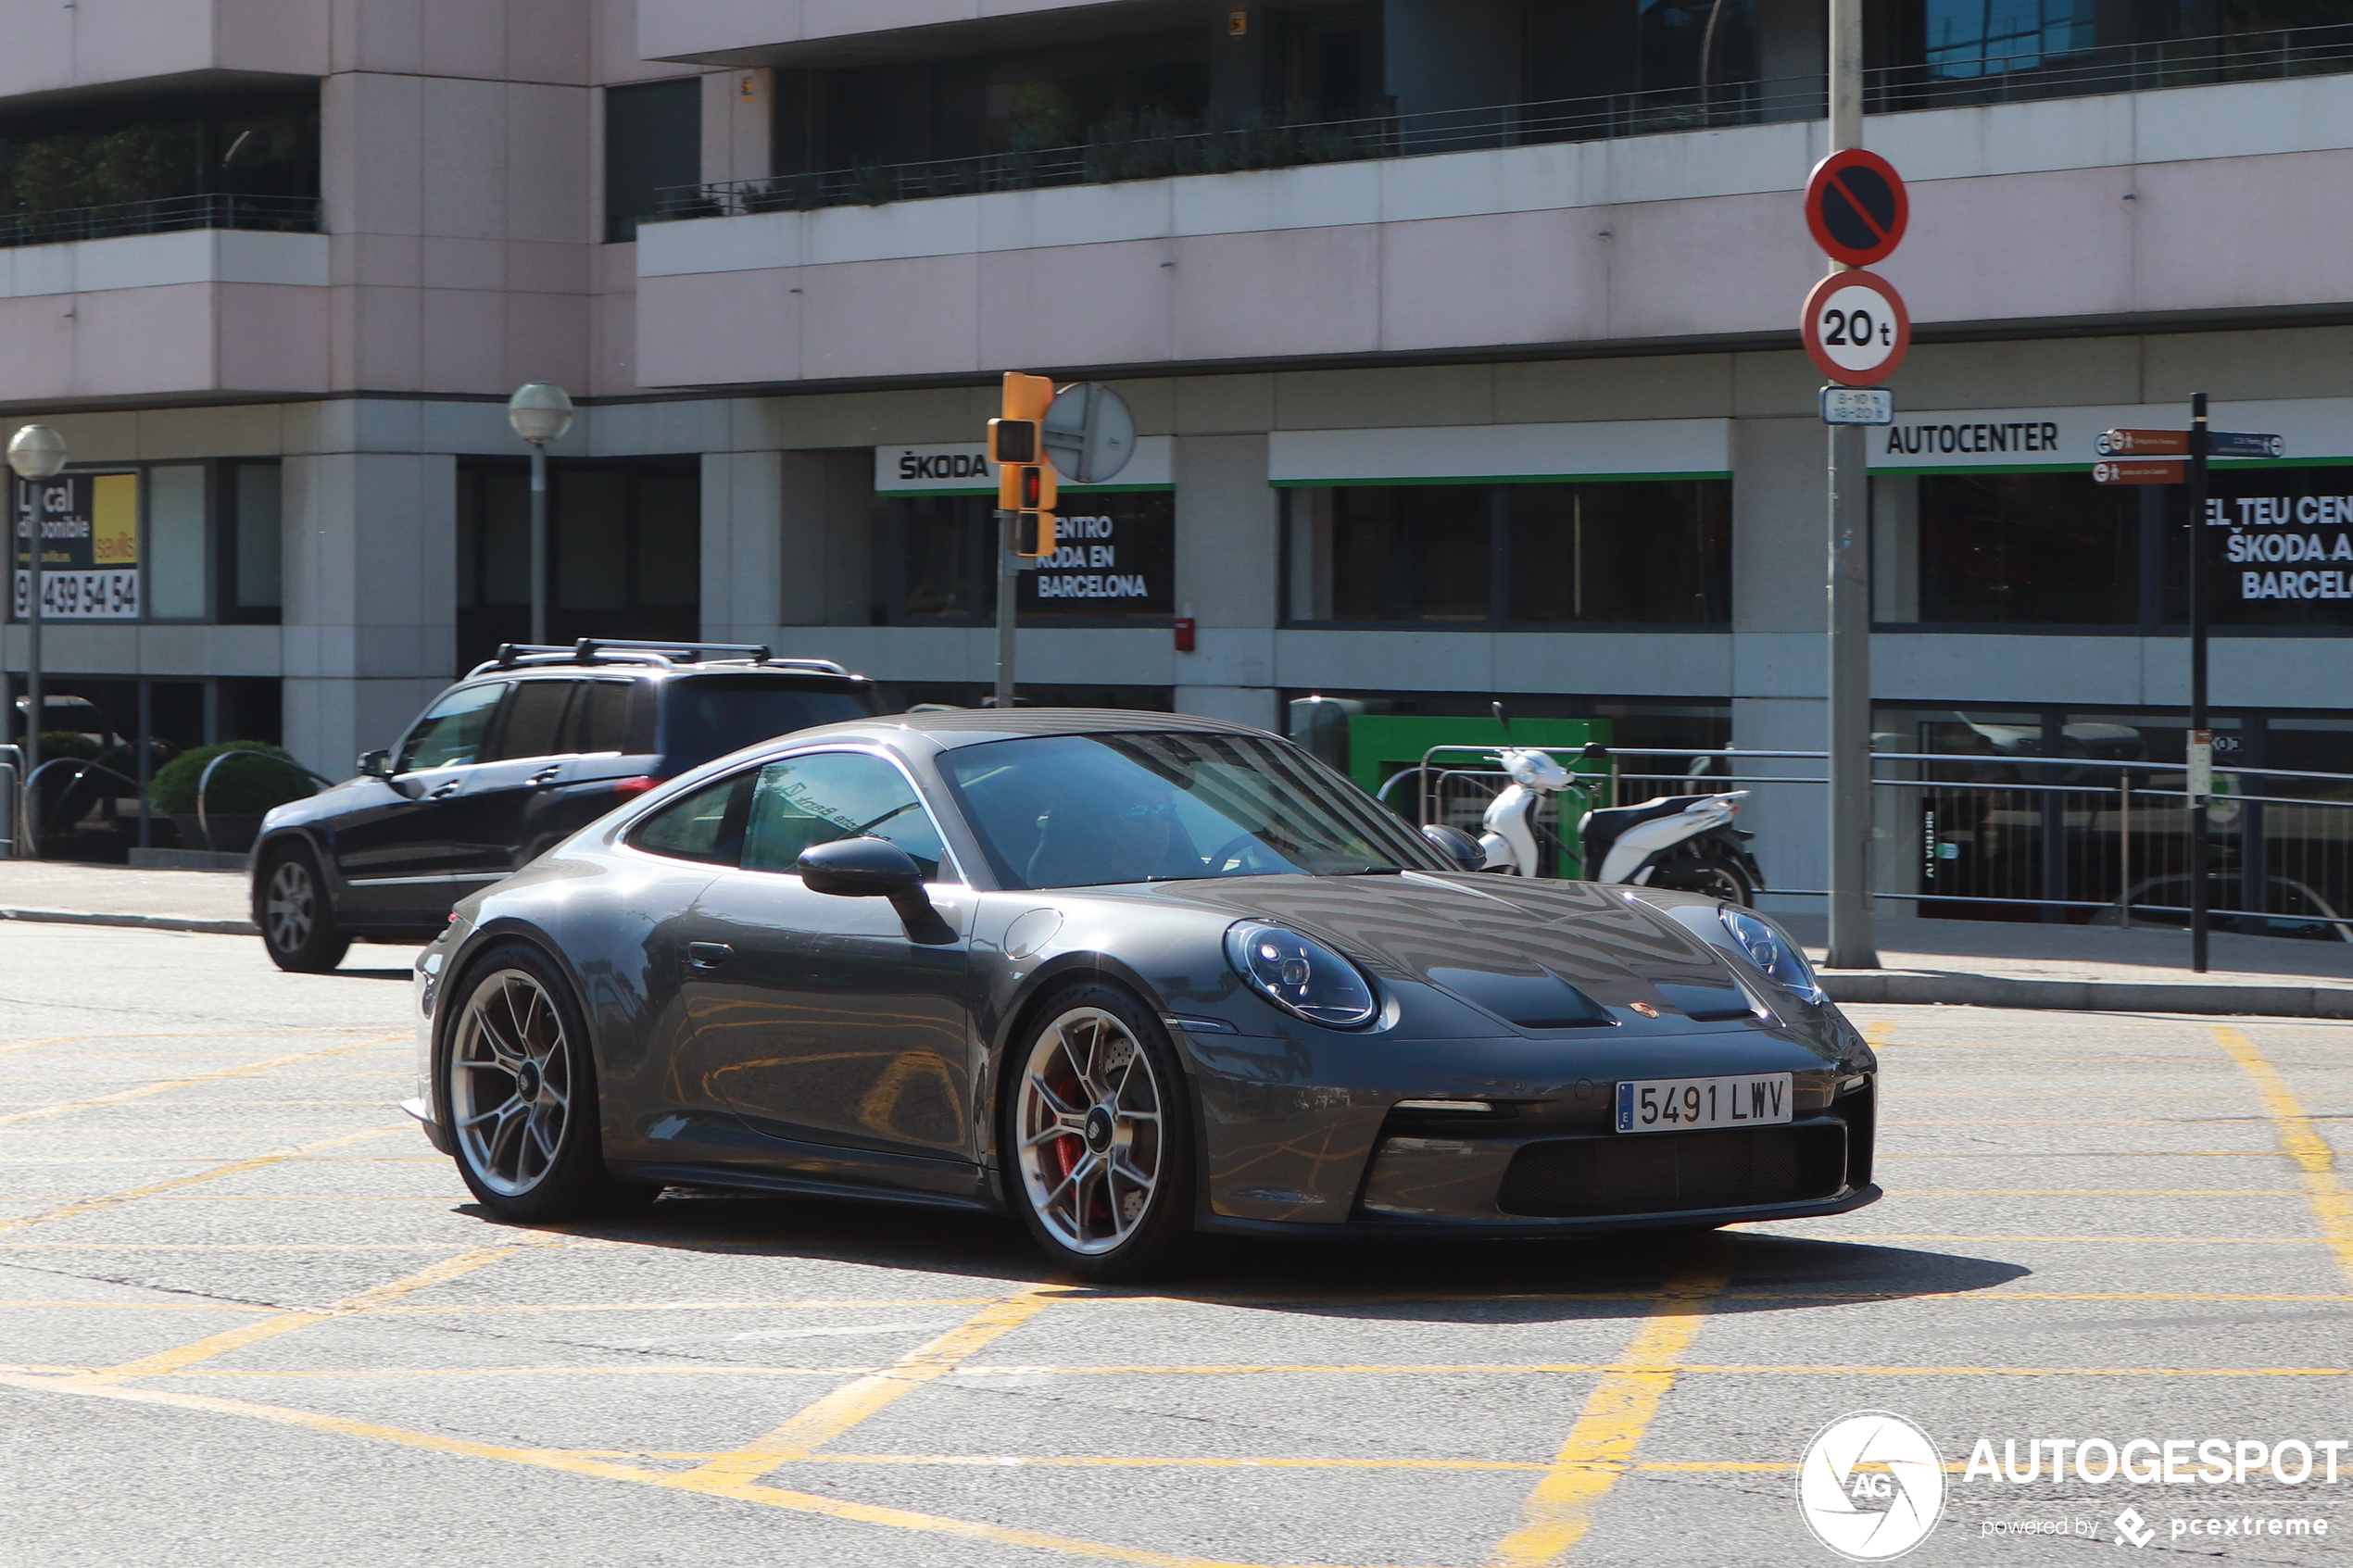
(881, 493), (1175, 624)
(1891, 466), (2353, 630)
(145, 466), (207, 621)
(1285, 478), (1730, 627)
(1910, 471), (2139, 624)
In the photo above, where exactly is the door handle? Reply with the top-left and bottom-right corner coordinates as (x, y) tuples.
(427, 779), (463, 799)
(686, 941), (733, 971)
(530, 766), (563, 789)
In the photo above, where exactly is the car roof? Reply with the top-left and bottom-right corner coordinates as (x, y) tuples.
(772, 708), (1279, 750)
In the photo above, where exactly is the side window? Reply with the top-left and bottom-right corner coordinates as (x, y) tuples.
(627, 771), (754, 865)
(396, 683), (508, 773)
(568, 680), (635, 755)
(491, 680), (582, 762)
(741, 752), (950, 881)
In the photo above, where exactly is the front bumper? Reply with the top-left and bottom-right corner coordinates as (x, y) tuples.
(1178, 1019), (1876, 1232)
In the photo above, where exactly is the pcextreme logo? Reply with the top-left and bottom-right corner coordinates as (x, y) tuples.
(1797, 1411), (1949, 1561)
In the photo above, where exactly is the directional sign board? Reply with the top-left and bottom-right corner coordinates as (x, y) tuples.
(2094, 458), (2183, 485)
(1802, 270), (1910, 387)
(2095, 428), (2284, 458)
(1805, 149), (1909, 268)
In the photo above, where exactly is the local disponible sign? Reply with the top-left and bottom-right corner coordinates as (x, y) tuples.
(2214, 491), (2353, 602)
(11, 471), (140, 621)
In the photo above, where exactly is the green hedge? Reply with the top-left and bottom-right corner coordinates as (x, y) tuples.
(148, 742), (315, 816)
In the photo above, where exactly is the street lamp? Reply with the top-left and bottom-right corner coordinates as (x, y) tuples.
(7, 423), (66, 857)
(506, 382), (574, 646)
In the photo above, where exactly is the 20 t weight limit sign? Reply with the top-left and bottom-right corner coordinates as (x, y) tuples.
(1802, 270), (1909, 387)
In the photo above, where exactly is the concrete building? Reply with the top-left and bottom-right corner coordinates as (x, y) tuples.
(5, 0), (2351, 909)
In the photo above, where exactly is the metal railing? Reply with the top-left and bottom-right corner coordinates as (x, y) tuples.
(0, 744), (19, 858)
(0, 192), (320, 252)
(1389, 746), (2353, 937)
(651, 22), (2353, 220)
(191, 750), (333, 855)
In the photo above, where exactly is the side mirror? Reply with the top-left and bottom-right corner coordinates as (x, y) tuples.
(1421, 822), (1486, 872)
(358, 749), (393, 779)
(798, 836), (952, 943)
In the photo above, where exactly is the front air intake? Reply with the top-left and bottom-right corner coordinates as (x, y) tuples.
(1496, 1123), (1847, 1217)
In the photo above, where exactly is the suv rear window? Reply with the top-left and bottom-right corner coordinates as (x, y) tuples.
(660, 678), (873, 770)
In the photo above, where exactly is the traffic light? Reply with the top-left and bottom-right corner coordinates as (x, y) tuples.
(999, 456), (1057, 558)
(991, 371), (1060, 559)
(988, 371), (1056, 466)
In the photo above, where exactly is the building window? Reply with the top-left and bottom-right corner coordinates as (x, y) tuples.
(0, 90), (319, 247)
(880, 493), (1176, 624)
(456, 458), (700, 670)
(605, 79), (700, 242)
(7, 458), (275, 625)
(1908, 471), (2140, 624)
(145, 465), (208, 621)
(1283, 479), (1730, 627)
(229, 462), (283, 620)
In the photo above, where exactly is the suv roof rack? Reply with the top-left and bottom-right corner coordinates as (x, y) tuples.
(466, 639), (855, 679)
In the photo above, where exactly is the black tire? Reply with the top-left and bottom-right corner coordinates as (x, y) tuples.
(438, 942), (642, 1223)
(1653, 853), (1755, 907)
(1001, 982), (1196, 1282)
(255, 842), (351, 972)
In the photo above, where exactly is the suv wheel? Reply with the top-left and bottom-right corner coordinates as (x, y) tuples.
(256, 843), (350, 972)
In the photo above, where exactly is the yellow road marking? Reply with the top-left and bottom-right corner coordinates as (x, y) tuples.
(685, 1285), (1068, 1486)
(0, 1035), (92, 1058)
(2213, 1025), (2353, 1290)
(70, 1243), (534, 1386)
(165, 1365), (857, 1380)
(0, 1371), (1324, 1568)
(0, 1036), (402, 1128)
(368, 1297), (1017, 1315)
(0, 1126), (408, 1237)
(1890, 1189), (2301, 1197)
(1864, 1020), (1897, 1050)
(1771, 1234), (2334, 1244)
(957, 1361), (2352, 1380)
(1485, 1259), (1728, 1567)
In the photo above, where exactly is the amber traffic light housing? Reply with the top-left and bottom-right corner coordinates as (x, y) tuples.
(992, 371), (1060, 558)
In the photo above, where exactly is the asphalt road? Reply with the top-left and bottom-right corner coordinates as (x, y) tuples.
(2, 922), (2349, 1568)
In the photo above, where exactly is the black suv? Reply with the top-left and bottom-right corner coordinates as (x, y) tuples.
(251, 641), (877, 971)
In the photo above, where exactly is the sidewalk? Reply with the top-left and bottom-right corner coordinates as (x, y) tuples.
(1778, 911), (2353, 1019)
(0, 859), (256, 935)
(1, 860), (2348, 1016)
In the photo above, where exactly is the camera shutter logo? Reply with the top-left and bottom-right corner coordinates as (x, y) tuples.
(1796, 1411), (1946, 1560)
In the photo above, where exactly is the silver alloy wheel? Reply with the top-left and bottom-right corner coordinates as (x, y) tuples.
(449, 968), (573, 1198)
(263, 858), (316, 953)
(1015, 1006), (1164, 1255)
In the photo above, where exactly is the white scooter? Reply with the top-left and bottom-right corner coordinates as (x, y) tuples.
(1471, 709), (1764, 905)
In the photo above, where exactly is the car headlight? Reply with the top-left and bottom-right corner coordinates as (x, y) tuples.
(1719, 909), (1826, 1005)
(1225, 922), (1378, 1028)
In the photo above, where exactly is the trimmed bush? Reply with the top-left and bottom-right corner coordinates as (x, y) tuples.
(148, 742), (315, 816)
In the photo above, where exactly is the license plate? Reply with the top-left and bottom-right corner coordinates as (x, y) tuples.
(1615, 1073), (1792, 1133)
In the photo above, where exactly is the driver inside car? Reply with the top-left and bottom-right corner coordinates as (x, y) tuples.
(1026, 771), (1196, 887)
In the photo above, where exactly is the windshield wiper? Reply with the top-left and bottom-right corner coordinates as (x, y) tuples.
(1335, 865), (1405, 875)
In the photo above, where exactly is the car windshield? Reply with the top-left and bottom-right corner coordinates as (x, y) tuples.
(941, 731), (1446, 890)
(660, 679), (873, 770)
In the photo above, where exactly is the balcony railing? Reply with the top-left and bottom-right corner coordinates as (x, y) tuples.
(0, 192), (321, 252)
(650, 21), (2353, 221)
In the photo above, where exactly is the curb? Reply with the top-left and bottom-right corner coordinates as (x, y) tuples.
(0, 908), (258, 937)
(1821, 971), (2353, 1019)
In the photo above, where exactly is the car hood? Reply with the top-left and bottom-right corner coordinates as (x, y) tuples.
(1118, 872), (1772, 1031)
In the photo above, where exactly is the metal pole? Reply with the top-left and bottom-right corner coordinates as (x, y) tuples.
(2118, 771), (2132, 927)
(1823, 0), (1877, 967)
(993, 509), (1017, 709)
(2187, 391), (2211, 972)
(135, 677), (151, 849)
(528, 442), (549, 646)
(20, 477), (41, 859)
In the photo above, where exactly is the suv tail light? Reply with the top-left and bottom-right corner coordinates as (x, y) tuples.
(611, 775), (660, 800)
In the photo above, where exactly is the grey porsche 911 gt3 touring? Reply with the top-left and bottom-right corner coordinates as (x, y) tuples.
(405, 709), (1879, 1278)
